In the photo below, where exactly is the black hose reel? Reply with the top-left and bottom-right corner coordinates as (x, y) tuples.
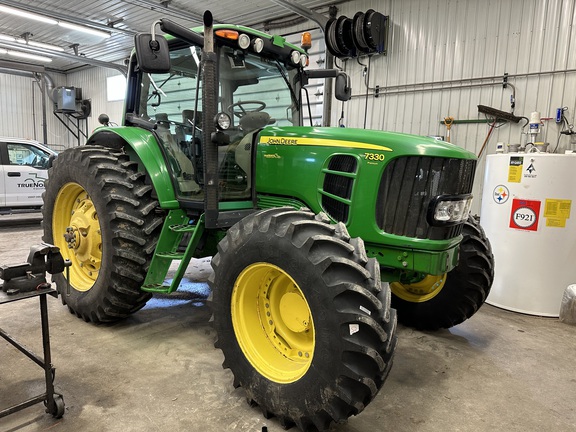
(325, 9), (388, 59)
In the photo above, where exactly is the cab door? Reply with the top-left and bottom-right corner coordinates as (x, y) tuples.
(2, 142), (51, 207)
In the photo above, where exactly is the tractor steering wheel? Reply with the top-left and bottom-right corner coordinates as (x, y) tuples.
(228, 101), (266, 119)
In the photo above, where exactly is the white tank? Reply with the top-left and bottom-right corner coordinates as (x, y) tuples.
(480, 152), (576, 316)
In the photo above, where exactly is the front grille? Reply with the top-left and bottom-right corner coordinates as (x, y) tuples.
(376, 156), (476, 240)
(322, 193), (350, 222)
(321, 155), (357, 223)
(324, 172), (353, 200)
(328, 154), (358, 173)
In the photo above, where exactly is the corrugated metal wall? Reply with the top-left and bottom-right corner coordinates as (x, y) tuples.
(67, 65), (126, 132)
(335, 0), (576, 138)
(0, 65), (123, 150)
(0, 71), (69, 150)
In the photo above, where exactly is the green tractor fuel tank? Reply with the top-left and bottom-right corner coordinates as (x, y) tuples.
(255, 126), (478, 275)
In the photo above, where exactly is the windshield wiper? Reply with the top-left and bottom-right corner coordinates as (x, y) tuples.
(275, 60), (299, 109)
(146, 74), (169, 105)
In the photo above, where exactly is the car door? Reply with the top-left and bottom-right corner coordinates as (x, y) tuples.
(3, 142), (51, 207)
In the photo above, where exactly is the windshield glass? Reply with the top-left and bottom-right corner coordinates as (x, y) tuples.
(135, 39), (301, 201)
(137, 43), (300, 127)
(219, 45), (300, 128)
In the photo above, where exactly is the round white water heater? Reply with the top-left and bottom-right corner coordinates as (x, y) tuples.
(480, 153), (576, 316)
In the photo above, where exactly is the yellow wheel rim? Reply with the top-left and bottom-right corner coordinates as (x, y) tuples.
(232, 263), (314, 384)
(391, 274), (447, 303)
(53, 183), (102, 292)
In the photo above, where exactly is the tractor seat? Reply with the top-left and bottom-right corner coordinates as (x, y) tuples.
(182, 109), (201, 128)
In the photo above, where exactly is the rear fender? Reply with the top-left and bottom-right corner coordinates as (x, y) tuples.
(87, 127), (179, 209)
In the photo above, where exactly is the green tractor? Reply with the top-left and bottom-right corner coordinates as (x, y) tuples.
(42, 12), (493, 431)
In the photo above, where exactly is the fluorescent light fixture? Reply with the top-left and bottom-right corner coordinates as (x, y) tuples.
(7, 50), (52, 62)
(2, 34), (64, 52)
(0, 49), (52, 62)
(0, 5), (58, 25)
(58, 21), (111, 39)
(25, 39), (65, 52)
(0, 5), (111, 39)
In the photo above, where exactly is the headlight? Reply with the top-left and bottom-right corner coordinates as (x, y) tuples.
(238, 33), (250, 49)
(253, 38), (264, 53)
(300, 54), (308, 67)
(214, 112), (231, 130)
(428, 194), (473, 226)
(290, 50), (301, 65)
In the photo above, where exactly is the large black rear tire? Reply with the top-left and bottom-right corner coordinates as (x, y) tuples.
(42, 146), (163, 322)
(209, 208), (397, 431)
(391, 215), (494, 330)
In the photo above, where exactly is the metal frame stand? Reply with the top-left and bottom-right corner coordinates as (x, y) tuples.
(0, 287), (65, 419)
(53, 111), (88, 146)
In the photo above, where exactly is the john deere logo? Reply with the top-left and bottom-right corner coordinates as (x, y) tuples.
(263, 137), (298, 145)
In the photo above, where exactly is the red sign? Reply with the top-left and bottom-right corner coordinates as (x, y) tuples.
(509, 199), (541, 231)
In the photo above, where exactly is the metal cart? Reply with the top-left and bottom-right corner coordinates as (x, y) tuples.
(0, 244), (68, 419)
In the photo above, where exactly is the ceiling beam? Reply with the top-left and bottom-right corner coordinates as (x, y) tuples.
(0, 58), (45, 73)
(267, 0), (329, 31)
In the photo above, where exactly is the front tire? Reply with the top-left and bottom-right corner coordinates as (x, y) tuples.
(391, 215), (494, 330)
(210, 208), (397, 431)
(42, 146), (163, 322)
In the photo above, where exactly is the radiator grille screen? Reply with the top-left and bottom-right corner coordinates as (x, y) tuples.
(376, 157), (476, 240)
(321, 155), (357, 223)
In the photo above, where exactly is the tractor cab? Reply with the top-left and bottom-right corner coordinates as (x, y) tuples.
(125, 19), (349, 211)
(126, 21), (306, 205)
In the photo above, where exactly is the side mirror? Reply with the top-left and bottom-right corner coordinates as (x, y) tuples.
(302, 69), (351, 101)
(335, 72), (351, 101)
(134, 33), (171, 73)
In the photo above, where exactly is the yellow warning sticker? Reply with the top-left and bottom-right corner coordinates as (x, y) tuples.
(508, 156), (523, 183)
(546, 217), (567, 228)
(544, 199), (572, 219)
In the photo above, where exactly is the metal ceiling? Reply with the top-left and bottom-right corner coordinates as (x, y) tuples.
(0, 0), (341, 73)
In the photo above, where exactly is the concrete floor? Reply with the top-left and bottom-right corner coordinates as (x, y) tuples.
(1, 214), (575, 432)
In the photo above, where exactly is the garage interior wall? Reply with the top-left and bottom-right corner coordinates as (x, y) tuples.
(0, 71), (69, 150)
(66, 65), (126, 130)
(1, 0), (575, 213)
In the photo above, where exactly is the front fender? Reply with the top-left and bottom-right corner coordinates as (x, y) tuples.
(87, 126), (179, 209)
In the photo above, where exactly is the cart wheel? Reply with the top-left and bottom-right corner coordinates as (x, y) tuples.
(52, 394), (65, 418)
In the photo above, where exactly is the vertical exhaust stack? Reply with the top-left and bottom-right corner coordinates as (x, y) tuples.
(202, 10), (219, 229)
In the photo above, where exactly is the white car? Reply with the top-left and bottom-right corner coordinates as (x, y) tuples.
(0, 137), (57, 212)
